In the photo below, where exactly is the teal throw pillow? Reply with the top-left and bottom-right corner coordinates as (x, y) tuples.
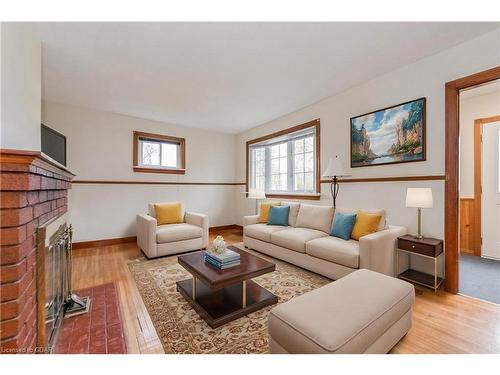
(330, 212), (357, 240)
(267, 205), (290, 226)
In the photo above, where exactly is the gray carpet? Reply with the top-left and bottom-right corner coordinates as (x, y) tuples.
(459, 253), (500, 304)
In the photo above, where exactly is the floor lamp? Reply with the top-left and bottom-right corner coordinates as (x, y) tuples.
(322, 156), (350, 209)
(246, 189), (266, 214)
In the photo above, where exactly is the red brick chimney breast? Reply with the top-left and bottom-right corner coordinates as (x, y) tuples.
(0, 149), (74, 353)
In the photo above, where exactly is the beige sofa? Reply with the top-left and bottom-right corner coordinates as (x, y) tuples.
(243, 202), (406, 280)
(136, 203), (208, 258)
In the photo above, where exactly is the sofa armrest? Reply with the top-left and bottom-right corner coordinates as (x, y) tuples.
(136, 214), (157, 258)
(243, 215), (260, 226)
(185, 212), (209, 248)
(358, 225), (407, 276)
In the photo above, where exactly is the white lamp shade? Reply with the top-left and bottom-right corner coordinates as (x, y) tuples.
(406, 188), (433, 208)
(322, 156), (350, 178)
(247, 189), (266, 199)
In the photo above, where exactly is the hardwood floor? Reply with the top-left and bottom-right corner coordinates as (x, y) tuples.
(71, 241), (162, 353)
(71, 228), (500, 354)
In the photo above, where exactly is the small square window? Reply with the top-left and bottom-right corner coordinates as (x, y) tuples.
(133, 131), (185, 174)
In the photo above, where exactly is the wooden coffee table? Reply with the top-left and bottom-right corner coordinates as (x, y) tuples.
(176, 246), (278, 328)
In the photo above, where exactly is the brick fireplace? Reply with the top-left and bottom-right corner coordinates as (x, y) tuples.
(0, 149), (74, 353)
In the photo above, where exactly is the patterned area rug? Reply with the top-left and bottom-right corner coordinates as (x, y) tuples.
(128, 243), (329, 353)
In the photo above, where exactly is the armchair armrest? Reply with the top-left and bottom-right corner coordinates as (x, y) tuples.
(243, 215), (260, 226)
(358, 225), (407, 276)
(185, 212), (209, 229)
(185, 212), (209, 248)
(136, 214), (157, 258)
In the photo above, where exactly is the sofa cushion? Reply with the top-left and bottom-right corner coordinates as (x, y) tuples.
(268, 269), (415, 353)
(258, 202), (281, 223)
(306, 236), (360, 268)
(330, 212), (357, 240)
(271, 227), (328, 253)
(351, 211), (382, 241)
(156, 223), (203, 243)
(281, 201), (300, 227)
(335, 208), (387, 231)
(244, 223), (289, 242)
(295, 204), (334, 233)
(268, 206), (290, 226)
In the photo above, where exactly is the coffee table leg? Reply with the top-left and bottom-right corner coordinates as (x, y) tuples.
(242, 280), (247, 308)
(192, 276), (197, 300)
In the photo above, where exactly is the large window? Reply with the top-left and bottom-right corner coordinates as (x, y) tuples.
(133, 131), (185, 174)
(246, 119), (320, 199)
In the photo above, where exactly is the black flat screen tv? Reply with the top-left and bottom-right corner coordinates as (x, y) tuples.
(41, 124), (66, 166)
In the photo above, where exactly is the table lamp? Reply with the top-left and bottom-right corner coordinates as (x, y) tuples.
(405, 188), (433, 239)
(246, 189), (266, 214)
(322, 155), (350, 208)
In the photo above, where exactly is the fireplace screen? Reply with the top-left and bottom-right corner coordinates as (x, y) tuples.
(36, 219), (73, 350)
(44, 224), (70, 346)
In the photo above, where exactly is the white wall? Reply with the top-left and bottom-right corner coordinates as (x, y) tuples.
(459, 90), (500, 198)
(0, 23), (41, 151)
(234, 28), (500, 274)
(40, 27), (500, 253)
(42, 101), (238, 241)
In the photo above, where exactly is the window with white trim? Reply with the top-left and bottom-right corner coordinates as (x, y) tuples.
(140, 139), (179, 168)
(133, 131), (185, 174)
(247, 121), (319, 197)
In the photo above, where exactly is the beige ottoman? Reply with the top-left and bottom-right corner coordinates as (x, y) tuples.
(268, 269), (415, 354)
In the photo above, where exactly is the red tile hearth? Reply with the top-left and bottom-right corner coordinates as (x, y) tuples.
(53, 283), (127, 354)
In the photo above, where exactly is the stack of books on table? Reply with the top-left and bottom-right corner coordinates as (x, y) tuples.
(204, 249), (240, 269)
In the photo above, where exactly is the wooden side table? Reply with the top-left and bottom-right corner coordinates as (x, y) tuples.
(396, 235), (444, 291)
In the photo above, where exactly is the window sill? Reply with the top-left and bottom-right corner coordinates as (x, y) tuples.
(133, 166), (186, 175)
(264, 193), (321, 201)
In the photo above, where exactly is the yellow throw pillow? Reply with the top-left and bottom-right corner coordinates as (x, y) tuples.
(351, 211), (382, 240)
(154, 202), (183, 225)
(258, 202), (281, 223)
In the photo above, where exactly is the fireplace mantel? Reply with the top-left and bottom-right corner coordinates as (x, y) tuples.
(0, 149), (75, 353)
(0, 149), (75, 179)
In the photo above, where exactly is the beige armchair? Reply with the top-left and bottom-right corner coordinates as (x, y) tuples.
(136, 203), (209, 258)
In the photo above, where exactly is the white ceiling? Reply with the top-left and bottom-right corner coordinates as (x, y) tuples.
(36, 22), (499, 134)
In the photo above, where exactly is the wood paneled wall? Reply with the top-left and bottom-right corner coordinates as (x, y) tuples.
(459, 198), (480, 255)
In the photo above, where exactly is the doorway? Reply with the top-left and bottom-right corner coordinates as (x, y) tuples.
(457, 80), (500, 303)
(444, 66), (500, 294)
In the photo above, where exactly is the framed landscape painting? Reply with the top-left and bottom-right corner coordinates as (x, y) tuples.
(350, 97), (426, 168)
